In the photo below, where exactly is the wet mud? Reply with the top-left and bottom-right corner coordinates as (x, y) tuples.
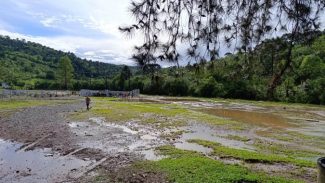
(0, 97), (324, 182)
(0, 139), (90, 183)
(69, 117), (167, 161)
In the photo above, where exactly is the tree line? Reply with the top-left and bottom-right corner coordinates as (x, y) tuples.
(125, 32), (325, 104)
(0, 32), (324, 104)
(117, 0), (325, 104)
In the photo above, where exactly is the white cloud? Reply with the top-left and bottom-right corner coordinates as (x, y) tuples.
(83, 51), (96, 56)
(0, 0), (147, 66)
(40, 17), (59, 27)
(0, 29), (136, 65)
(0, 0), (148, 66)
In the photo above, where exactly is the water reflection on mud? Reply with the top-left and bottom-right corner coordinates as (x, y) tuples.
(174, 123), (255, 153)
(201, 108), (294, 128)
(0, 139), (89, 183)
(69, 117), (166, 161)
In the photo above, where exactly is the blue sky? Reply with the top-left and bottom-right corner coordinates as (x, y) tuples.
(0, 0), (139, 65)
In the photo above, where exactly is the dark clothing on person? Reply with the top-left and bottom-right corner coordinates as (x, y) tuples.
(86, 97), (91, 110)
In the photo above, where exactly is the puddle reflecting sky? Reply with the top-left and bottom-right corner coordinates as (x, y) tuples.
(174, 123), (255, 153)
(0, 139), (89, 183)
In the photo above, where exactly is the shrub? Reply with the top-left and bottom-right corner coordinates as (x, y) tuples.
(163, 78), (189, 96)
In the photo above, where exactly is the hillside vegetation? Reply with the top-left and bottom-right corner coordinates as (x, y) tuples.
(0, 35), (133, 90)
(131, 33), (325, 104)
(0, 33), (324, 104)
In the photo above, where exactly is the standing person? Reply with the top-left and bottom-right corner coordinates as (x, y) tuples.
(85, 96), (91, 110)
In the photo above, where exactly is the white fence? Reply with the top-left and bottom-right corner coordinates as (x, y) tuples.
(80, 89), (140, 97)
(0, 89), (76, 99)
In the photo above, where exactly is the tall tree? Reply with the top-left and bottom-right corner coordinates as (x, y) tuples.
(120, 65), (132, 90)
(57, 56), (74, 90)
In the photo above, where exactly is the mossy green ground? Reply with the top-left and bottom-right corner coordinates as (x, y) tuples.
(188, 139), (315, 167)
(70, 97), (239, 128)
(125, 146), (302, 183)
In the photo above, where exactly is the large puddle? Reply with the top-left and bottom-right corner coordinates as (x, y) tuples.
(69, 117), (166, 161)
(174, 123), (255, 154)
(0, 139), (90, 183)
(201, 108), (294, 128)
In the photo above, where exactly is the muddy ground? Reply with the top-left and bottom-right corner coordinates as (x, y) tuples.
(0, 96), (324, 183)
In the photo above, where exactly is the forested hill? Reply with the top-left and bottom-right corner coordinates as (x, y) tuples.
(131, 32), (325, 104)
(0, 35), (134, 89)
(1, 33), (324, 104)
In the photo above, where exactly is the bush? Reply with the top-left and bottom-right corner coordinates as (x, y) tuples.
(130, 76), (146, 91)
(35, 80), (51, 89)
(163, 78), (189, 96)
(223, 81), (249, 99)
(198, 77), (224, 98)
(306, 78), (325, 104)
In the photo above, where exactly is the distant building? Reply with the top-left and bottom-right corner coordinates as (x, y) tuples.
(1, 82), (10, 89)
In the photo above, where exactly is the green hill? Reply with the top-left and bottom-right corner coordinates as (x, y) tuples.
(0, 35), (136, 90)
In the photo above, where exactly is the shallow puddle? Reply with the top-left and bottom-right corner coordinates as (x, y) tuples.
(174, 123), (255, 153)
(201, 108), (294, 128)
(312, 110), (325, 118)
(89, 117), (138, 134)
(174, 141), (213, 154)
(0, 139), (90, 183)
(293, 124), (325, 138)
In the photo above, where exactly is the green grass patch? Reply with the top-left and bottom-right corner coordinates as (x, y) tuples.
(253, 139), (322, 159)
(256, 129), (325, 150)
(188, 139), (315, 168)
(74, 97), (239, 128)
(135, 146), (303, 183)
(75, 97), (190, 123)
